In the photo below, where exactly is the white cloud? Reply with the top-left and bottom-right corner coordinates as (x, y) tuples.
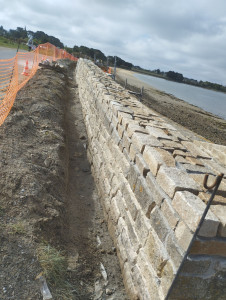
(0, 0), (226, 84)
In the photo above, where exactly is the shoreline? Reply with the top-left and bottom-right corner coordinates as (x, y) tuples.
(116, 68), (226, 146)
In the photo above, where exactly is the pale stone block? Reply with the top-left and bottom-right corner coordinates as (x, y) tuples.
(165, 233), (184, 269)
(160, 259), (176, 298)
(126, 164), (139, 191)
(156, 166), (201, 198)
(161, 199), (179, 230)
(121, 182), (141, 221)
(135, 210), (151, 246)
(149, 206), (171, 243)
(124, 210), (141, 251)
(144, 228), (169, 277)
(131, 132), (163, 153)
(173, 191), (220, 237)
(134, 176), (156, 216)
(131, 265), (155, 300)
(122, 262), (139, 300)
(182, 141), (212, 159)
(175, 220), (193, 251)
(117, 123), (124, 138)
(115, 190), (128, 220)
(135, 153), (150, 177)
(110, 196), (121, 224)
(129, 143), (139, 161)
(146, 172), (165, 206)
(136, 249), (163, 300)
(146, 126), (172, 140)
(118, 111), (133, 124)
(162, 140), (187, 151)
(126, 124), (148, 138)
(210, 205), (226, 237)
(143, 146), (175, 176)
(122, 132), (131, 153)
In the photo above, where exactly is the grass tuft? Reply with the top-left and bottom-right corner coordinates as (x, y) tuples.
(37, 244), (74, 299)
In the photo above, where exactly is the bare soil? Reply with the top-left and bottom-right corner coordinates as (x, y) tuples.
(0, 61), (127, 299)
(116, 69), (226, 146)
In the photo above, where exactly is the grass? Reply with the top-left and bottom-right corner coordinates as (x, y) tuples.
(9, 222), (26, 235)
(37, 244), (74, 300)
(0, 36), (28, 50)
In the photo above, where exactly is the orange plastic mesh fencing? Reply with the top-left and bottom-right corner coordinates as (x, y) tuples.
(0, 42), (77, 126)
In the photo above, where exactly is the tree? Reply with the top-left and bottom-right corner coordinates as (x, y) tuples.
(166, 71), (184, 82)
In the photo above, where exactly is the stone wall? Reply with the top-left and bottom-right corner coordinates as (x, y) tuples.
(76, 59), (226, 300)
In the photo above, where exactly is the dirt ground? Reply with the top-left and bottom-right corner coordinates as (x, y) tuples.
(116, 69), (226, 146)
(0, 61), (127, 299)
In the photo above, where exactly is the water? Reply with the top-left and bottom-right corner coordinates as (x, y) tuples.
(134, 73), (226, 120)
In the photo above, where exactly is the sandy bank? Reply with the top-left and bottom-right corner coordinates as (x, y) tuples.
(116, 68), (226, 146)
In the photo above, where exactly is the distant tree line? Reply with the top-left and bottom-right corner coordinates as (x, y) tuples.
(1, 25), (225, 92)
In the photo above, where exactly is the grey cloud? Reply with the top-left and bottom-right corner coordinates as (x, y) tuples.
(0, 0), (226, 84)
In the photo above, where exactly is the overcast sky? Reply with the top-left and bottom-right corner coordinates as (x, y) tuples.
(1, 0), (226, 85)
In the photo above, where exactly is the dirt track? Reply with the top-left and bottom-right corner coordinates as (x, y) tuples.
(0, 61), (127, 299)
(116, 69), (226, 146)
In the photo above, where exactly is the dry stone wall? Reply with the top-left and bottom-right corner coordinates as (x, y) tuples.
(76, 59), (226, 300)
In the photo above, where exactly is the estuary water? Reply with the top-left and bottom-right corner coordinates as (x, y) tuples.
(134, 73), (226, 120)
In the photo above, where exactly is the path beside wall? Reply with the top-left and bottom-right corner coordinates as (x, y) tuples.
(76, 59), (226, 300)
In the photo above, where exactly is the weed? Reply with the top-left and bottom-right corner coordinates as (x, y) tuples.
(37, 244), (74, 299)
(9, 222), (26, 235)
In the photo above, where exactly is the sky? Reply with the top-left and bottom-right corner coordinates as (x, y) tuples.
(0, 0), (226, 85)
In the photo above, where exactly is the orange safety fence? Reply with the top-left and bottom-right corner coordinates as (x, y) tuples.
(0, 42), (78, 126)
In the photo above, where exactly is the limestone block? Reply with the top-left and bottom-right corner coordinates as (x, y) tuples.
(118, 111), (133, 124)
(149, 206), (171, 243)
(156, 166), (201, 198)
(111, 114), (119, 128)
(122, 132), (131, 153)
(161, 199), (179, 230)
(175, 221), (193, 251)
(134, 176), (156, 216)
(126, 124), (148, 138)
(165, 233), (184, 269)
(173, 191), (219, 237)
(135, 210), (151, 246)
(146, 172), (165, 206)
(146, 126), (172, 140)
(121, 182), (141, 221)
(124, 210), (141, 252)
(131, 265), (155, 300)
(126, 164), (140, 191)
(131, 132), (163, 153)
(144, 229), (169, 277)
(122, 262), (139, 300)
(117, 123), (124, 138)
(210, 205), (226, 237)
(173, 149), (188, 158)
(111, 127), (121, 145)
(162, 140), (187, 151)
(136, 249), (163, 300)
(115, 190), (128, 220)
(129, 143), (139, 162)
(119, 227), (137, 265)
(143, 146), (175, 176)
(110, 196), (121, 224)
(185, 156), (205, 166)
(135, 153), (150, 177)
(160, 259), (176, 299)
(182, 141), (212, 159)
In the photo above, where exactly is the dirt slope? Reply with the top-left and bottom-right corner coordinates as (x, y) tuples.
(0, 61), (127, 299)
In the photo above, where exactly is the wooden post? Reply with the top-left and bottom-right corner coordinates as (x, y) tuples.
(113, 56), (117, 80)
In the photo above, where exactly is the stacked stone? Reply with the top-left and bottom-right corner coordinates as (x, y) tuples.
(76, 59), (226, 300)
